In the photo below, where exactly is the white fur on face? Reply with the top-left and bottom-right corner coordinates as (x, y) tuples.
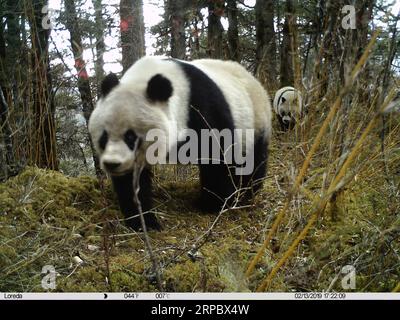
(120, 56), (191, 141)
(88, 57), (190, 174)
(273, 86), (303, 117)
(89, 89), (173, 174)
(100, 141), (136, 174)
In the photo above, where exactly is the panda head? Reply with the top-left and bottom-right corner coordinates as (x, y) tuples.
(88, 72), (173, 176)
(273, 87), (302, 129)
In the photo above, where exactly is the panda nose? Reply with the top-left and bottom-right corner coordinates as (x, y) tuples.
(104, 161), (121, 171)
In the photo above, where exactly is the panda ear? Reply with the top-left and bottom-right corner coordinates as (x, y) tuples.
(146, 74), (173, 102)
(101, 73), (119, 98)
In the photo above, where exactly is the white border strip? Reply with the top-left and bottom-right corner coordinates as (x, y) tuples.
(1, 292), (399, 300)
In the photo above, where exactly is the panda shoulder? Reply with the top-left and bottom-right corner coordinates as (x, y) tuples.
(122, 56), (165, 79)
(191, 59), (248, 75)
(120, 56), (186, 93)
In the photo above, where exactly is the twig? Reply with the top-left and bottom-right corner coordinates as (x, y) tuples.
(132, 164), (163, 291)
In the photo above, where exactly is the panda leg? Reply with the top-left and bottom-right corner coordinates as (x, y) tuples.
(197, 163), (237, 212)
(236, 134), (269, 203)
(111, 168), (161, 231)
(249, 136), (269, 197)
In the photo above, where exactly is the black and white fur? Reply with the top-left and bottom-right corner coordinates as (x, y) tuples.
(88, 56), (272, 231)
(273, 86), (302, 131)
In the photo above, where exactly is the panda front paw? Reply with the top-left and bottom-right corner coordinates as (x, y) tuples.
(144, 213), (163, 231)
(125, 213), (162, 232)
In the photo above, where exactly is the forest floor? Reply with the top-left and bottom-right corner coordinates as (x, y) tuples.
(0, 129), (399, 292)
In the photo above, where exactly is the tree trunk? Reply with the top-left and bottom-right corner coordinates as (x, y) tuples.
(255, 0), (276, 88)
(354, 0), (374, 60)
(316, 0), (342, 93)
(190, 14), (201, 59)
(65, 0), (101, 177)
(280, 0), (295, 87)
(28, 0), (58, 170)
(166, 0), (187, 59)
(93, 0), (106, 98)
(0, 10), (14, 177)
(0, 87), (15, 178)
(207, 0), (224, 59)
(120, 0), (146, 73)
(227, 0), (239, 61)
(339, 0), (374, 84)
(4, 0), (22, 108)
(1, 2), (30, 172)
(0, 16), (5, 61)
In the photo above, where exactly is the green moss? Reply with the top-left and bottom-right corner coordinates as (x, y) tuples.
(307, 184), (400, 292)
(57, 267), (108, 292)
(0, 167), (119, 291)
(110, 270), (155, 292)
(164, 260), (202, 291)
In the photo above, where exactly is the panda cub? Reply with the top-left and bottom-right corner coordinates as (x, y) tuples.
(89, 56), (272, 231)
(273, 86), (302, 131)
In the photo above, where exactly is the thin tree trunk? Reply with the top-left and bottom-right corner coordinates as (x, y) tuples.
(167, 0), (187, 59)
(0, 87), (15, 177)
(93, 0), (106, 98)
(28, 0), (58, 170)
(280, 0), (295, 87)
(255, 0), (276, 88)
(0, 13), (14, 176)
(354, 0), (374, 60)
(0, 16), (5, 62)
(190, 15), (201, 59)
(120, 0), (146, 73)
(227, 0), (239, 61)
(5, 0), (22, 108)
(316, 0), (342, 96)
(379, 10), (399, 184)
(65, 0), (101, 177)
(207, 0), (224, 59)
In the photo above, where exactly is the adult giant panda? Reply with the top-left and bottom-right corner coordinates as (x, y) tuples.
(273, 86), (302, 131)
(88, 56), (272, 231)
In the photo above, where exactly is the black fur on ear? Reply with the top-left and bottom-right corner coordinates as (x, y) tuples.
(101, 73), (119, 98)
(146, 74), (173, 102)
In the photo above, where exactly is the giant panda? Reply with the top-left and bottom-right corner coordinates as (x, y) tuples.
(88, 56), (272, 231)
(273, 86), (302, 131)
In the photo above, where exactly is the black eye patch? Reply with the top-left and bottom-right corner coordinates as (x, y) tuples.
(99, 130), (108, 150)
(124, 129), (138, 150)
